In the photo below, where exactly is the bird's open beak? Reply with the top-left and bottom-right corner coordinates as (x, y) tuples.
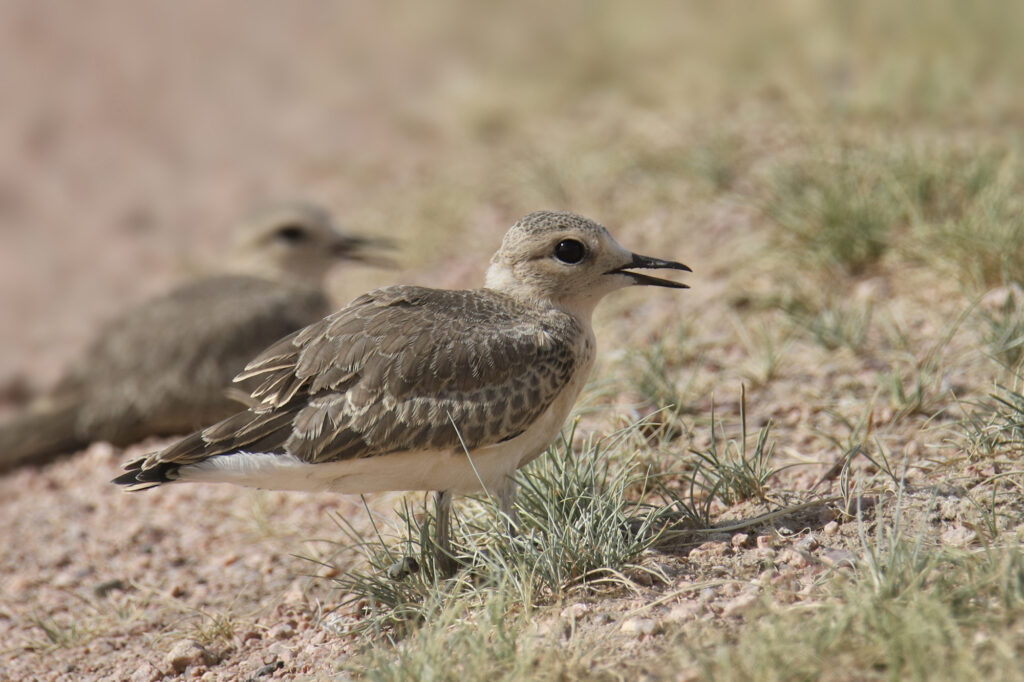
(606, 253), (691, 288)
(332, 234), (398, 268)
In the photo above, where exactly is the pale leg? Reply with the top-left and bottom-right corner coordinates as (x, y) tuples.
(434, 489), (457, 578)
(496, 477), (519, 536)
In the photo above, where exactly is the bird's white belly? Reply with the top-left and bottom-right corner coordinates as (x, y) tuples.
(179, 372), (588, 495)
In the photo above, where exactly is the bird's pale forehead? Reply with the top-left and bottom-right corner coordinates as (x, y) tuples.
(514, 210), (604, 233)
(502, 211), (611, 248)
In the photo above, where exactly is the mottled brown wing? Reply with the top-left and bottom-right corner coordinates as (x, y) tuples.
(227, 286), (583, 464)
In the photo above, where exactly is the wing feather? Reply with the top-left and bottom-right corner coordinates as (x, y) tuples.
(141, 286), (584, 470)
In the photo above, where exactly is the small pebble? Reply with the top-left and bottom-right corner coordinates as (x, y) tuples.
(755, 535), (774, 549)
(690, 541), (730, 558)
(795, 535), (819, 552)
(777, 549), (808, 568)
(664, 603), (699, 624)
(823, 521), (839, 535)
(619, 617), (662, 637)
(941, 525), (977, 548)
(629, 569), (654, 586)
(821, 548), (857, 568)
(93, 578), (126, 598)
(254, 661), (284, 678)
(722, 592), (758, 617)
(128, 662), (163, 682)
(266, 642), (296, 665)
(267, 623), (295, 640)
(164, 640), (217, 674)
(560, 603), (590, 621)
(731, 533), (750, 548)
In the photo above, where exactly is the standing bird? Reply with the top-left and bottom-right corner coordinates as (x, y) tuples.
(0, 203), (390, 473)
(114, 211), (689, 575)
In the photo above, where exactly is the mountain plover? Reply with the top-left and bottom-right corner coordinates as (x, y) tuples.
(114, 210), (689, 575)
(0, 203), (389, 472)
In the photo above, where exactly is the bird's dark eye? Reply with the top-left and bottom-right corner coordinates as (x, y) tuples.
(275, 225), (308, 243)
(553, 239), (586, 264)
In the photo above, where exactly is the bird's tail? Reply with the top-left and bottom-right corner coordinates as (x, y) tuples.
(111, 457), (181, 491)
(111, 408), (290, 491)
(0, 402), (87, 473)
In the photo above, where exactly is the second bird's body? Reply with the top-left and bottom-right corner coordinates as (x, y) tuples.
(0, 203), (386, 472)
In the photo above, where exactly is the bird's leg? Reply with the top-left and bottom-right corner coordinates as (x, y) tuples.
(496, 477), (520, 537)
(433, 489), (458, 578)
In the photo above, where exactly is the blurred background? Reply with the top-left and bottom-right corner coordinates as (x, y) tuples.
(2, 0), (1022, 392)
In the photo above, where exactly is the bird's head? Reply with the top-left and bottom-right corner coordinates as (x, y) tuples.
(485, 210), (690, 317)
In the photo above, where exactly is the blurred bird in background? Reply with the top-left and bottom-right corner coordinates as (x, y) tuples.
(0, 202), (392, 473)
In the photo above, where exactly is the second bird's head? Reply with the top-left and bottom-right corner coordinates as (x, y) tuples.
(228, 202), (393, 286)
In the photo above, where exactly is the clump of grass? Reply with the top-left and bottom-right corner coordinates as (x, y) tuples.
(905, 149), (1024, 291)
(766, 150), (904, 278)
(980, 288), (1024, 369)
(897, 146), (1002, 227)
(766, 143), (1024, 291)
(879, 362), (943, 421)
(783, 294), (874, 352)
(877, 305), (971, 421)
(687, 387), (783, 507)
(348, 588), (537, 682)
(502, 425), (667, 591)
(730, 313), (790, 386)
(188, 610), (238, 648)
(25, 614), (92, 651)
(627, 322), (699, 413)
(323, 420), (668, 639)
(682, 494), (1024, 682)
(950, 378), (1024, 463)
(955, 404), (1003, 462)
(685, 133), (748, 193)
(990, 383), (1024, 449)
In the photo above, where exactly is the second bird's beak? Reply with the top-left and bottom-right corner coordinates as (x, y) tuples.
(606, 253), (691, 288)
(332, 234), (398, 268)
